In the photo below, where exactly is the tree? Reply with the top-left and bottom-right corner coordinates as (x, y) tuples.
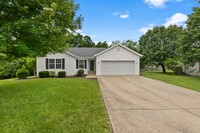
(164, 58), (183, 75)
(182, 4), (200, 65)
(0, 0), (82, 58)
(111, 40), (121, 46)
(139, 25), (184, 73)
(110, 40), (139, 52)
(122, 40), (139, 52)
(67, 33), (95, 47)
(95, 41), (109, 48)
(0, 57), (36, 79)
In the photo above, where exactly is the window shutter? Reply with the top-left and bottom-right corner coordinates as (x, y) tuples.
(85, 60), (87, 69)
(46, 58), (48, 69)
(76, 60), (78, 69)
(62, 58), (65, 69)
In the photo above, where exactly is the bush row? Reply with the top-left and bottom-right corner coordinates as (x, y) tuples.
(15, 68), (85, 79)
(39, 71), (66, 78)
(39, 69), (85, 78)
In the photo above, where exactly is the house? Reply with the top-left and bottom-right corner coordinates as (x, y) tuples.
(183, 63), (200, 76)
(36, 44), (142, 76)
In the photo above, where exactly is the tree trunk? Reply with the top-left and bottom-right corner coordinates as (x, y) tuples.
(160, 64), (166, 73)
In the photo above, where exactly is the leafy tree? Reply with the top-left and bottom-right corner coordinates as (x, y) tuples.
(164, 58), (183, 75)
(0, 58), (35, 79)
(182, 4), (200, 65)
(111, 40), (121, 46)
(139, 25), (185, 73)
(122, 40), (139, 52)
(111, 40), (139, 52)
(95, 41), (109, 48)
(82, 36), (95, 47)
(0, 0), (82, 58)
(16, 66), (30, 79)
(67, 33), (95, 47)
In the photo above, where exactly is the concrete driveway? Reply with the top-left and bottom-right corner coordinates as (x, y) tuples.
(98, 76), (200, 133)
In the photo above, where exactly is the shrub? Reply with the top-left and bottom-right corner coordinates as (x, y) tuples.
(39, 71), (49, 78)
(165, 58), (183, 75)
(58, 71), (66, 78)
(77, 69), (84, 77)
(16, 67), (30, 79)
(49, 71), (56, 77)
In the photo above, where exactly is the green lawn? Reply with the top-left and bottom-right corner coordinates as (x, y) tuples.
(141, 71), (200, 92)
(0, 78), (110, 132)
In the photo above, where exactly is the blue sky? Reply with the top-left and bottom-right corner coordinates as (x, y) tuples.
(75, 0), (199, 44)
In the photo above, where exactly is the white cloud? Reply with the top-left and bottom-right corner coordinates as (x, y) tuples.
(139, 12), (187, 34)
(163, 13), (188, 27)
(75, 29), (97, 38)
(139, 23), (155, 34)
(144, 0), (183, 8)
(120, 14), (130, 19)
(90, 35), (98, 38)
(112, 11), (130, 19)
(145, 0), (167, 8)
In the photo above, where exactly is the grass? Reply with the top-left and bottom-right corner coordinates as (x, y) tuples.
(141, 71), (200, 92)
(0, 78), (110, 133)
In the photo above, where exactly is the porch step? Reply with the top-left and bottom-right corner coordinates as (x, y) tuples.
(86, 71), (96, 79)
(86, 75), (97, 79)
(88, 71), (96, 75)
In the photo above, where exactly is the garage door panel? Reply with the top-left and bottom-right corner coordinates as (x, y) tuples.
(101, 61), (135, 75)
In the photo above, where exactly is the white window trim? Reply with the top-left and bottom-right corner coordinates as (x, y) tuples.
(49, 59), (63, 69)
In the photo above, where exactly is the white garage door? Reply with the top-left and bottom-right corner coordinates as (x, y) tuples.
(101, 61), (135, 75)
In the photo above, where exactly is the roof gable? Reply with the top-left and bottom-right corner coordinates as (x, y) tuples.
(94, 45), (143, 57)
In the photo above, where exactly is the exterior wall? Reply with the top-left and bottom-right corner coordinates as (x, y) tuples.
(184, 63), (200, 76)
(36, 53), (76, 76)
(96, 45), (140, 75)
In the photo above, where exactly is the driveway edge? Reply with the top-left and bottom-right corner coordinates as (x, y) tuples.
(97, 77), (114, 133)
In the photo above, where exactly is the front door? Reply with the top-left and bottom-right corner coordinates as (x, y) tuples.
(90, 60), (94, 71)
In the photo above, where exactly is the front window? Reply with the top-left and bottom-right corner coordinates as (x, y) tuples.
(78, 60), (85, 68)
(48, 59), (63, 69)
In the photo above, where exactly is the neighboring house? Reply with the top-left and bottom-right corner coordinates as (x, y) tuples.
(183, 62), (200, 76)
(36, 44), (142, 76)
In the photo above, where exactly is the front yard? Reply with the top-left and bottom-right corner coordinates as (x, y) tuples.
(0, 78), (110, 132)
(142, 71), (200, 92)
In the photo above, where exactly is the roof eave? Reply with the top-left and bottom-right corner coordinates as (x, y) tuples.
(65, 52), (77, 58)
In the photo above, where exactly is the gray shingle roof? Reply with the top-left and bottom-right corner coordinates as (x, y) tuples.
(67, 48), (107, 57)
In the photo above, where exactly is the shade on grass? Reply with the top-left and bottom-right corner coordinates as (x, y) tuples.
(0, 78), (110, 132)
(141, 71), (200, 92)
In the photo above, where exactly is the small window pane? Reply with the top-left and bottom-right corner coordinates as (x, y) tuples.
(79, 64), (84, 68)
(49, 64), (55, 69)
(79, 60), (84, 63)
(56, 59), (61, 63)
(56, 64), (61, 69)
(49, 59), (55, 63)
